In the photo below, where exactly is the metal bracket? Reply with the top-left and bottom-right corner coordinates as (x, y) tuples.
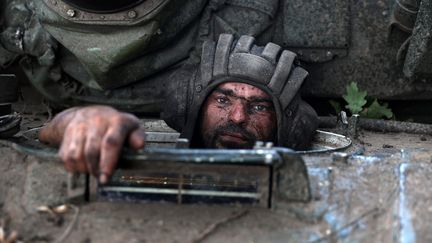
(92, 147), (312, 207)
(43, 0), (167, 25)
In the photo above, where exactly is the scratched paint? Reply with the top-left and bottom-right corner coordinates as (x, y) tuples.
(87, 47), (102, 52)
(398, 152), (416, 243)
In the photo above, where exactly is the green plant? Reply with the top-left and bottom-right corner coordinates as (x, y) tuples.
(330, 82), (394, 119)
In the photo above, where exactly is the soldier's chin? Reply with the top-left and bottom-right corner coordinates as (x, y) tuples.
(214, 138), (253, 149)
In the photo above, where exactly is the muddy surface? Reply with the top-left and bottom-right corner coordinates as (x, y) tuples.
(0, 126), (431, 242)
(358, 130), (432, 154)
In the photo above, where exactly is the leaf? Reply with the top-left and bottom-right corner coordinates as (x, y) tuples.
(329, 100), (341, 114)
(342, 82), (367, 114)
(362, 99), (393, 119)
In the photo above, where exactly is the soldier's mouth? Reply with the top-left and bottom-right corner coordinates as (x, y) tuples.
(211, 124), (256, 148)
(219, 132), (249, 143)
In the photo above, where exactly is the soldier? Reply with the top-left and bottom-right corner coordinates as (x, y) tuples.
(39, 34), (318, 184)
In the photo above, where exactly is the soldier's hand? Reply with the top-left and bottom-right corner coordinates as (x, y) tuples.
(39, 105), (145, 184)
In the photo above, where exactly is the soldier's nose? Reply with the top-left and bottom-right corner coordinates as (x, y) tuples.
(229, 102), (247, 124)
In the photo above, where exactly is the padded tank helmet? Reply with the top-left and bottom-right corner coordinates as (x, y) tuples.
(164, 34), (318, 150)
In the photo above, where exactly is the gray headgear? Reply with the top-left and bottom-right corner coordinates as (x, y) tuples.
(164, 34), (318, 149)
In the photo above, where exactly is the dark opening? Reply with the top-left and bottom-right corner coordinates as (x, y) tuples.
(63, 0), (145, 13)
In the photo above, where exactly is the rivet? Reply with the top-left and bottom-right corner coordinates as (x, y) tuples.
(100, 15), (105, 19)
(195, 85), (202, 92)
(66, 9), (76, 18)
(265, 142), (274, 148)
(128, 10), (137, 19)
(254, 141), (264, 149)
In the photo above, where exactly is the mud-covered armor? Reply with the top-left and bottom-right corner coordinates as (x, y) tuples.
(0, 0), (278, 112)
(163, 34), (318, 150)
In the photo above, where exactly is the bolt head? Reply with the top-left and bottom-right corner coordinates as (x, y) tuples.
(66, 9), (76, 17)
(254, 141), (264, 149)
(265, 142), (274, 148)
(128, 10), (137, 19)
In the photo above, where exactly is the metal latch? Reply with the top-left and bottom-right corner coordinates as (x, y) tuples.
(89, 147), (311, 208)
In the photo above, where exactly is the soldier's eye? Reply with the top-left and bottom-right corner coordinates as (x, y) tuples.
(251, 104), (273, 113)
(252, 105), (268, 112)
(216, 97), (229, 104)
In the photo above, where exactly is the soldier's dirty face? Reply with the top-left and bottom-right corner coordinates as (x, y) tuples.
(200, 82), (277, 149)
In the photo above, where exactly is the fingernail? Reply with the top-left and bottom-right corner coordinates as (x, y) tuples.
(99, 173), (108, 184)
